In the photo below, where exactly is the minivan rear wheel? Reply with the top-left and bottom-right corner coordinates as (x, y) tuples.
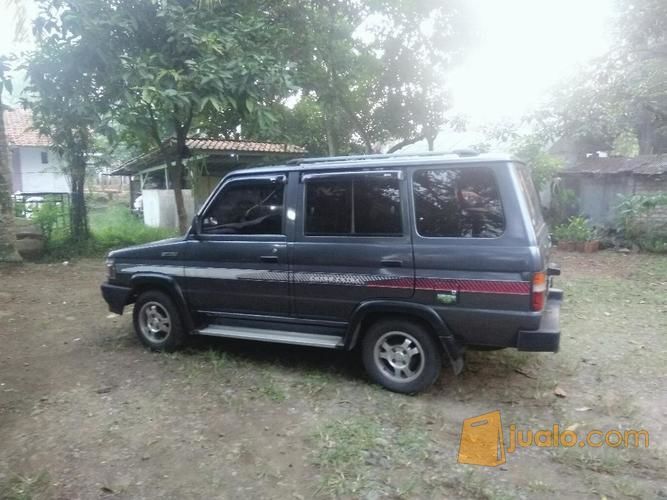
(133, 290), (186, 352)
(362, 319), (442, 394)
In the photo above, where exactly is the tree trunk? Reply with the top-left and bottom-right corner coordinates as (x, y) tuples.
(69, 153), (89, 242)
(427, 135), (436, 152)
(172, 130), (189, 234)
(323, 103), (337, 156)
(0, 96), (21, 262)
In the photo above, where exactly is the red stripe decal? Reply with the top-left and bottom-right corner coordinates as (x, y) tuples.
(368, 277), (530, 295)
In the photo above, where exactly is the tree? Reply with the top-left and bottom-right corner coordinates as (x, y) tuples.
(278, 0), (472, 154)
(0, 0), (28, 262)
(23, 1), (111, 242)
(0, 58), (21, 262)
(534, 0), (667, 156)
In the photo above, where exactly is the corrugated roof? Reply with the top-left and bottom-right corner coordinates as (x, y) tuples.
(2, 109), (51, 147)
(563, 155), (667, 175)
(186, 138), (305, 154)
(112, 137), (306, 175)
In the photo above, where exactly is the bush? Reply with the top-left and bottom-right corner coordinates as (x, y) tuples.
(90, 205), (178, 250)
(41, 205), (178, 260)
(615, 193), (667, 253)
(553, 216), (595, 242)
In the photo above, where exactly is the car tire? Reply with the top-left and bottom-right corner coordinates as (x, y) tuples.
(133, 290), (186, 352)
(362, 319), (442, 394)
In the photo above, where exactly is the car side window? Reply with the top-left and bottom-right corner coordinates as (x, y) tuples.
(413, 167), (505, 238)
(305, 174), (402, 236)
(202, 179), (284, 235)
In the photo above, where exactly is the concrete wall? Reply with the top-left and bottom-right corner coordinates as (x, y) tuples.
(14, 147), (69, 193)
(143, 189), (195, 229)
(562, 173), (667, 225)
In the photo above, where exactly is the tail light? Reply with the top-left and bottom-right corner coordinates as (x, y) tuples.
(531, 271), (547, 311)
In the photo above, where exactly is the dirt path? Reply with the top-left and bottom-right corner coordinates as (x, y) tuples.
(1, 251), (666, 499)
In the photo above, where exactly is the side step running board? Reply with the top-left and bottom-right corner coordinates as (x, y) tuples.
(194, 324), (344, 349)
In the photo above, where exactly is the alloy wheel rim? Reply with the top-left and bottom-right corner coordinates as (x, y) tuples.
(374, 331), (425, 383)
(139, 301), (171, 343)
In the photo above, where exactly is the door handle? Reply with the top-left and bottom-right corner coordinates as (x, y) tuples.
(381, 259), (403, 268)
(260, 255), (279, 263)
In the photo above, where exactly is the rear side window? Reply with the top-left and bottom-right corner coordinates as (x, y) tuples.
(202, 179), (284, 235)
(413, 167), (504, 238)
(305, 175), (402, 236)
(516, 164), (545, 230)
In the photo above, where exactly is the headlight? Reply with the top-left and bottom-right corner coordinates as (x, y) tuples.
(105, 258), (116, 281)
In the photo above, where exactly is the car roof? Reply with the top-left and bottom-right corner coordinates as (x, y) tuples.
(225, 151), (522, 178)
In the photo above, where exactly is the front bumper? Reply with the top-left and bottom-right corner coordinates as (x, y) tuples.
(101, 283), (132, 315)
(516, 289), (562, 352)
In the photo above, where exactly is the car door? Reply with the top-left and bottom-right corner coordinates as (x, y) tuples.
(291, 169), (414, 321)
(184, 173), (290, 317)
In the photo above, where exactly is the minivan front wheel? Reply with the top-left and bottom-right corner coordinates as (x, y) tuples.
(133, 290), (185, 352)
(362, 320), (442, 394)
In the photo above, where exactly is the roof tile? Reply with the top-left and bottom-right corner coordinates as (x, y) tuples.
(2, 109), (51, 147)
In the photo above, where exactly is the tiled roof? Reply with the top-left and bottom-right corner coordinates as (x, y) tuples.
(112, 137), (306, 175)
(2, 109), (51, 147)
(563, 155), (667, 175)
(186, 138), (305, 154)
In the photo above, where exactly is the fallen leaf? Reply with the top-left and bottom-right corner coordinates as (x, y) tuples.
(515, 368), (537, 379)
(575, 407), (592, 412)
(554, 387), (567, 398)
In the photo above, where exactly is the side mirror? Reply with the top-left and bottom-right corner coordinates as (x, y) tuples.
(191, 215), (202, 236)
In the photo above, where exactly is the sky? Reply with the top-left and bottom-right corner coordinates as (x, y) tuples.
(1, 0), (613, 128)
(449, 0), (613, 125)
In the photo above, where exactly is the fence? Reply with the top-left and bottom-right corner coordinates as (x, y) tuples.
(12, 192), (71, 229)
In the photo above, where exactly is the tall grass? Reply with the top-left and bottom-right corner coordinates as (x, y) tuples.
(90, 205), (178, 250)
(41, 205), (178, 259)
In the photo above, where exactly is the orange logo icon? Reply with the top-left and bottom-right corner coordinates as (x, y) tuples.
(458, 410), (506, 466)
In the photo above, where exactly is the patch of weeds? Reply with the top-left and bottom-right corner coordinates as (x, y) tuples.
(203, 349), (231, 374)
(0, 471), (50, 500)
(254, 377), (287, 402)
(313, 417), (435, 497)
(551, 447), (639, 474)
(314, 417), (382, 496)
(526, 480), (555, 493)
(295, 370), (333, 396)
(610, 478), (651, 499)
(440, 468), (518, 500)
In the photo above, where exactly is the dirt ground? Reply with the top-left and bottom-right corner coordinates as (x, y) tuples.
(1, 250), (666, 499)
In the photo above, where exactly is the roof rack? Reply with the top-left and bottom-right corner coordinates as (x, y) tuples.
(286, 148), (479, 166)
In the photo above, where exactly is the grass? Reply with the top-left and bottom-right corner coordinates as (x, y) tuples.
(35, 204), (178, 260)
(89, 205), (177, 251)
(313, 416), (440, 497)
(0, 472), (50, 500)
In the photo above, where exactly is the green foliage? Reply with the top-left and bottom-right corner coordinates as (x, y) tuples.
(616, 193), (667, 252)
(533, 0), (667, 155)
(553, 216), (595, 242)
(40, 205), (176, 260)
(512, 134), (563, 191)
(31, 203), (61, 243)
(546, 186), (578, 226)
(90, 206), (177, 251)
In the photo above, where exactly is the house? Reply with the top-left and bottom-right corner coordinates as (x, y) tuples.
(3, 109), (68, 194)
(559, 154), (667, 224)
(111, 138), (306, 229)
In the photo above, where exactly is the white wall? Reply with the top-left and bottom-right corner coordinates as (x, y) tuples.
(16, 147), (69, 193)
(143, 189), (195, 229)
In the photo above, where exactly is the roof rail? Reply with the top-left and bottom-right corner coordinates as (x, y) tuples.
(286, 148), (479, 166)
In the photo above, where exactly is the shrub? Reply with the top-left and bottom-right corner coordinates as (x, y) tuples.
(615, 193), (667, 253)
(553, 216), (595, 242)
(90, 205), (178, 251)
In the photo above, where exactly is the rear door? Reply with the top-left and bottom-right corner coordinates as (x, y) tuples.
(291, 170), (414, 322)
(184, 174), (289, 316)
